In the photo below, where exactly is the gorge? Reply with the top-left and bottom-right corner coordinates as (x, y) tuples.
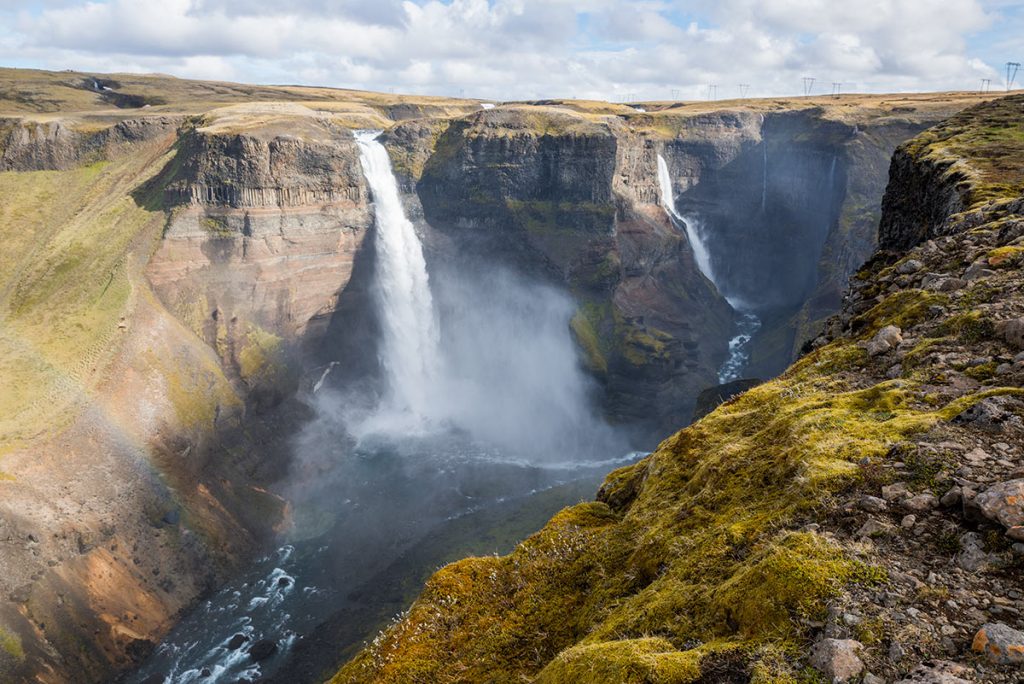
(0, 68), (1020, 684)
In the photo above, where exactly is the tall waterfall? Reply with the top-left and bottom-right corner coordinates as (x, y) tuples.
(657, 154), (717, 287)
(657, 152), (759, 384)
(355, 130), (440, 423)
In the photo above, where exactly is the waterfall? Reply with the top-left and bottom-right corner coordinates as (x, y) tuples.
(658, 153), (761, 383)
(657, 154), (717, 288)
(355, 130), (440, 424)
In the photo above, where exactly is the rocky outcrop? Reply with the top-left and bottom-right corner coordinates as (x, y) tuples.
(0, 116), (180, 171)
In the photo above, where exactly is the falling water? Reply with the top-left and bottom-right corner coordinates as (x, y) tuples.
(355, 130), (440, 425)
(658, 153), (761, 382)
(657, 154), (717, 286)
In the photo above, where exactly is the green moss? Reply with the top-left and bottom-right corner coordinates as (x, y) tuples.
(238, 326), (284, 382)
(506, 199), (616, 237)
(852, 289), (946, 335)
(964, 361), (998, 381)
(939, 310), (994, 344)
(535, 638), (713, 684)
(622, 327), (672, 366)
(570, 311), (608, 375)
(200, 215), (234, 238)
(0, 627), (24, 661)
(986, 245), (1024, 268)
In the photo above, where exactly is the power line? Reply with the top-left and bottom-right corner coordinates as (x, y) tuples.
(738, 84), (750, 98)
(802, 77), (815, 96)
(1008, 62), (1021, 91)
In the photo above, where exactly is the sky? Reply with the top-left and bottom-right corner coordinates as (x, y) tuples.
(0, 0), (1021, 101)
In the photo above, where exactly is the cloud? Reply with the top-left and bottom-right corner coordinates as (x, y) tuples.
(0, 0), (1014, 99)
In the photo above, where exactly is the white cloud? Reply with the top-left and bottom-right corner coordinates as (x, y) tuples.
(0, 0), (1014, 100)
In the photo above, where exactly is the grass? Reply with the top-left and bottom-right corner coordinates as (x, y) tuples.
(0, 627), (23, 661)
(902, 94), (1024, 207)
(0, 150), (168, 446)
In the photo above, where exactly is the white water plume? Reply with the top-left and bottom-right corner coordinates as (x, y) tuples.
(354, 130), (441, 429)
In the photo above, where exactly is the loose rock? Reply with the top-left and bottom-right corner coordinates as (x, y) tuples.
(974, 479), (1024, 528)
(809, 638), (864, 682)
(971, 622), (1024, 664)
(894, 660), (971, 684)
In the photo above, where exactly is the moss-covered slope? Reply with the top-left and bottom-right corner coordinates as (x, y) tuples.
(334, 96), (1024, 683)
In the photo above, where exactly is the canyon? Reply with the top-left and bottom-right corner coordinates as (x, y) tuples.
(0, 67), (1015, 683)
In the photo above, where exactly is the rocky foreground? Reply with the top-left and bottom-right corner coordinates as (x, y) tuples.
(334, 95), (1024, 683)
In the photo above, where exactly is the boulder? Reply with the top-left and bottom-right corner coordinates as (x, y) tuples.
(859, 495), (889, 513)
(896, 259), (924, 274)
(894, 660), (971, 684)
(995, 317), (1024, 349)
(903, 493), (939, 512)
(974, 479), (1024, 528)
(972, 622), (1024, 664)
(226, 633), (248, 650)
(882, 482), (911, 501)
(867, 326), (903, 356)
(249, 639), (278, 662)
(810, 638), (864, 682)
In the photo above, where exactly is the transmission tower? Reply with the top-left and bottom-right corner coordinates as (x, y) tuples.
(1008, 62), (1021, 91)
(831, 82), (842, 98)
(980, 78), (991, 94)
(738, 84), (750, 98)
(706, 84), (718, 100)
(802, 77), (815, 96)
(670, 88), (680, 100)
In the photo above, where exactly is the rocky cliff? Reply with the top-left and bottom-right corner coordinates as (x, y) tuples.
(333, 95), (1024, 683)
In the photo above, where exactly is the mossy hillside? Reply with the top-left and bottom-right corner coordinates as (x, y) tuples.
(0, 148), (169, 447)
(335, 265), (1023, 684)
(902, 94), (1024, 207)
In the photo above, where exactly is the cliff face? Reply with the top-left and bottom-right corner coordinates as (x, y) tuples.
(147, 106), (374, 404)
(395, 101), (963, 432)
(407, 107), (730, 433)
(334, 96), (1024, 683)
